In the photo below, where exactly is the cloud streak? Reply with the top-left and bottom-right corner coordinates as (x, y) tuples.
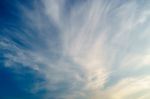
(0, 0), (150, 99)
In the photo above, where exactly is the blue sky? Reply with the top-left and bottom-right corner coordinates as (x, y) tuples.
(0, 0), (150, 99)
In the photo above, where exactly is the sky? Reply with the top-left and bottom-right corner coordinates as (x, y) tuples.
(0, 0), (150, 99)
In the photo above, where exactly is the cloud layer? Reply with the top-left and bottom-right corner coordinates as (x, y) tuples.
(0, 0), (150, 99)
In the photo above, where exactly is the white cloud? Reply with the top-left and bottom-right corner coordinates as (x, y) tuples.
(1, 0), (150, 98)
(108, 76), (150, 99)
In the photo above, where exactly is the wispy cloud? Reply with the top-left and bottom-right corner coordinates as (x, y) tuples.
(0, 0), (150, 98)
